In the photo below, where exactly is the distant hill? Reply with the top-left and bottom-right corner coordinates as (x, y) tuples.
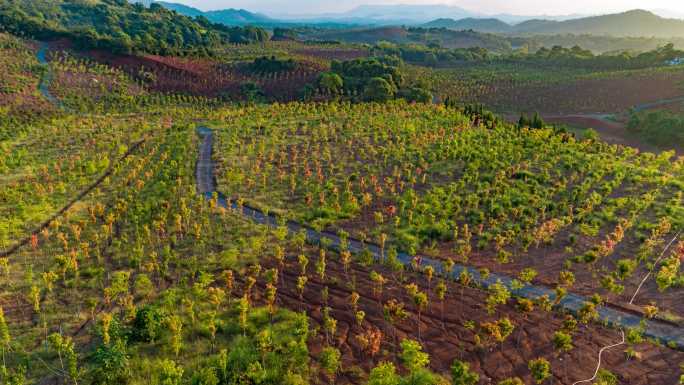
(278, 4), (585, 25)
(423, 18), (513, 33)
(514, 10), (684, 37)
(156, 1), (274, 25)
(0, 0), (268, 55)
(155, 1), (204, 17)
(306, 26), (512, 52)
(335, 4), (475, 23)
(425, 10), (684, 38)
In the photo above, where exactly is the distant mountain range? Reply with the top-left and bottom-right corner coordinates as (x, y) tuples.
(153, 2), (684, 40)
(155, 2), (273, 25)
(424, 18), (513, 33)
(271, 4), (586, 25)
(155, 2), (586, 26)
(423, 10), (684, 38)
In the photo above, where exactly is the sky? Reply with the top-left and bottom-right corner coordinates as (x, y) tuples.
(168, 0), (684, 16)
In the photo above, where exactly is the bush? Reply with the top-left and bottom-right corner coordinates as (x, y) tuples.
(248, 56), (297, 73)
(628, 110), (684, 147)
(131, 306), (166, 343)
(399, 87), (433, 103)
(363, 77), (395, 102)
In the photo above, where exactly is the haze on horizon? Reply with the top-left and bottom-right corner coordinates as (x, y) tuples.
(164, 0), (684, 17)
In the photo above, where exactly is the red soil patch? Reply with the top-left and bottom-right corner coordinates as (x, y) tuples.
(87, 50), (324, 101)
(489, 71), (684, 115)
(247, 250), (684, 384)
(543, 115), (661, 152)
(292, 47), (370, 62)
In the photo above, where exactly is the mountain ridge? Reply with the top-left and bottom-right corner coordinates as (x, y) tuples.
(156, 1), (273, 25)
(423, 9), (684, 38)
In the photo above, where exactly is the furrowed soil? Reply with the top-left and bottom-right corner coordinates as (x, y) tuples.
(246, 249), (684, 385)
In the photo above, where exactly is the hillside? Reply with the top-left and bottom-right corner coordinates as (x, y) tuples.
(423, 18), (513, 33)
(515, 9), (684, 37)
(157, 1), (274, 25)
(334, 4), (476, 23)
(0, 0), (269, 55)
(425, 10), (684, 38)
(305, 26), (513, 52)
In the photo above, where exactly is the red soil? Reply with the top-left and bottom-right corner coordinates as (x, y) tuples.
(491, 71), (684, 115)
(292, 47), (370, 62)
(543, 115), (663, 152)
(87, 50), (324, 101)
(248, 250), (684, 384)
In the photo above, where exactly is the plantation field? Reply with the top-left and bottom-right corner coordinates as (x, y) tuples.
(0, 114), (152, 249)
(212, 101), (684, 321)
(0, 34), (56, 136)
(408, 63), (684, 114)
(3, 102), (683, 384)
(3, 26), (684, 385)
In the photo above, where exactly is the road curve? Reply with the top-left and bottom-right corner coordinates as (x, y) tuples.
(36, 42), (61, 107)
(196, 126), (684, 351)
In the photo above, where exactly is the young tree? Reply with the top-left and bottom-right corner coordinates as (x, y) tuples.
(0, 307), (10, 368)
(322, 307), (338, 346)
(100, 313), (113, 346)
(48, 333), (80, 385)
(451, 359), (479, 385)
(156, 359), (183, 385)
(238, 294), (250, 336)
(341, 250), (352, 280)
(349, 291), (360, 313)
(298, 254), (309, 276)
(443, 258), (455, 280)
(424, 265), (435, 292)
(367, 361), (401, 385)
(167, 315), (183, 357)
(435, 279), (447, 327)
(411, 289), (428, 341)
(319, 346), (341, 383)
(578, 301), (599, 324)
(316, 249), (326, 281)
(528, 358), (551, 384)
(383, 299), (408, 355)
(223, 270), (234, 302)
(355, 310), (365, 328)
(273, 246), (286, 285)
(594, 369), (618, 385)
(370, 271), (387, 302)
(400, 339), (429, 374)
(486, 280), (510, 315)
(379, 233), (388, 263)
(296, 275), (308, 309)
(265, 283), (277, 324)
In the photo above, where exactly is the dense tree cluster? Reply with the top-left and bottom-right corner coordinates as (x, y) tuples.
(515, 43), (684, 69)
(0, 0), (268, 55)
(248, 55), (297, 73)
(628, 109), (684, 147)
(271, 28), (298, 41)
(372, 39), (684, 70)
(316, 57), (432, 102)
(372, 41), (491, 66)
